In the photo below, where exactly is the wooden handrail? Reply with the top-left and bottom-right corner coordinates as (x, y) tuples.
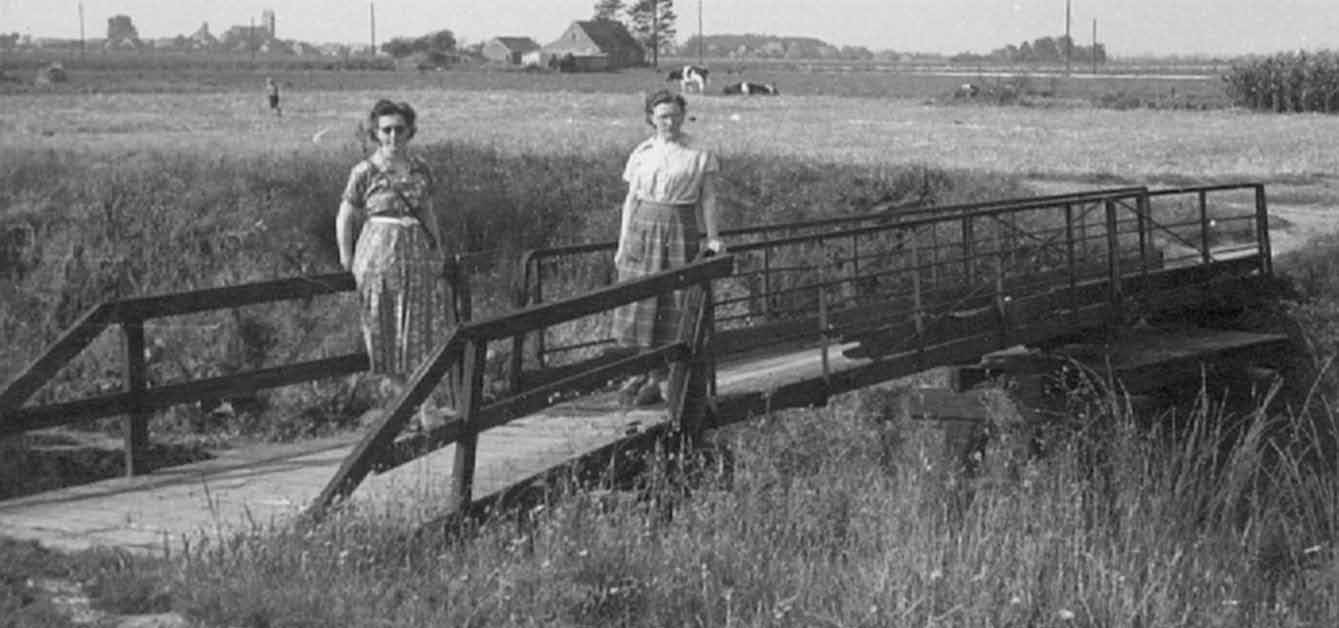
(310, 255), (734, 516)
(465, 255), (734, 342)
(0, 353), (369, 437)
(0, 303), (114, 411)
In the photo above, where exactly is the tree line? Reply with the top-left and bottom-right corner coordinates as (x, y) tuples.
(952, 35), (1107, 66)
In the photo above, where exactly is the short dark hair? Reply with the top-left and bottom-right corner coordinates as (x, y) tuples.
(366, 99), (418, 141)
(643, 89), (687, 126)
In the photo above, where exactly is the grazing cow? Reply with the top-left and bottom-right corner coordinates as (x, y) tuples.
(722, 81), (779, 96)
(666, 64), (710, 93)
(954, 82), (981, 99)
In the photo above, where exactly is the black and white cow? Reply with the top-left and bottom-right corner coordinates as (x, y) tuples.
(722, 81), (779, 96)
(954, 82), (981, 99)
(666, 65), (710, 93)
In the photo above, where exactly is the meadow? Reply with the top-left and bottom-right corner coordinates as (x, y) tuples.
(3, 67), (1339, 625)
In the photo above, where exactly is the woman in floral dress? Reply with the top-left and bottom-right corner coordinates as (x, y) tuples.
(335, 99), (447, 427)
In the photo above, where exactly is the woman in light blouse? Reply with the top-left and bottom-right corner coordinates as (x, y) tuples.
(611, 89), (726, 406)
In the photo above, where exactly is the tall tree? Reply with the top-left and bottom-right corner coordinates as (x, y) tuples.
(626, 0), (676, 66)
(593, 0), (625, 21)
(106, 14), (139, 42)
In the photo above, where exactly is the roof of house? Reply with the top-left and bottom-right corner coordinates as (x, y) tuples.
(573, 19), (642, 53)
(490, 36), (540, 53)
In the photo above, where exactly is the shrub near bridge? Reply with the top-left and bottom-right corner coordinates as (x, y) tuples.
(49, 379), (1339, 627)
(0, 140), (1021, 442)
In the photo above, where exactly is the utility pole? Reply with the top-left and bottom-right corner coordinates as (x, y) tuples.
(369, 1), (377, 55)
(249, 16), (256, 63)
(697, 0), (703, 66)
(1064, 0), (1072, 75)
(1091, 18), (1098, 74)
(78, 2), (85, 61)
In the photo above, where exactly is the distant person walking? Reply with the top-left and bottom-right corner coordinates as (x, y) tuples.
(611, 89), (725, 406)
(265, 77), (282, 117)
(336, 99), (449, 429)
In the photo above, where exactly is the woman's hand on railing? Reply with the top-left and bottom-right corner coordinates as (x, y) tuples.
(705, 238), (726, 255)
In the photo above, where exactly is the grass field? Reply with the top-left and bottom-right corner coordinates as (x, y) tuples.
(4, 68), (1339, 625)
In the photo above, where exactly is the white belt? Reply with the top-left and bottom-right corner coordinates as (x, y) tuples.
(367, 215), (420, 226)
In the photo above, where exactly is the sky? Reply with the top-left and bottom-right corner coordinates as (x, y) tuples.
(3, 1), (1339, 57)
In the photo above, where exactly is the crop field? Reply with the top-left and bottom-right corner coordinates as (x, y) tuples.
(5, 65), (1339, 626)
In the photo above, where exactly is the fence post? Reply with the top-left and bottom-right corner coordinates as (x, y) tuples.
(450, 337), (488, 513)
(667, 276), (716, 445)
(121, 316), (149, 476)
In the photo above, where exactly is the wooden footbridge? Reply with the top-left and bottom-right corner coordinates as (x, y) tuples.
(0, 183), (1287, 553)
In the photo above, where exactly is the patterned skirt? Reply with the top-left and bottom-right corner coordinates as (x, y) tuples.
(610, 199), (700, 348)
(351, 216), (446, 375)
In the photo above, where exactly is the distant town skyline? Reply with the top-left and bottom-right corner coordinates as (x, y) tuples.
(2, 1), (1338, 57)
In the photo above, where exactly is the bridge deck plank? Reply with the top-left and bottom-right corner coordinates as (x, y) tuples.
(0, 342), (852, 556)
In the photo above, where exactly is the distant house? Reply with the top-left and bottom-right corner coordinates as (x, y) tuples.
(219, 25), (284, 53)
(188, 22), (218, 51)
(541, 19), (644, 71)
(482, 36), (540, 65)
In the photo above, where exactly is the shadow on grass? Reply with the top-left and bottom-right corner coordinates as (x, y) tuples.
(0, 434), (214, 501)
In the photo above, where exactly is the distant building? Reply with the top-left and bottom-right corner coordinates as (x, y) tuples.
(188, 22), (218, 50)
(262, 10), (276, 38)
(541, 19), (644, 71)
(482, 36), (540, 65)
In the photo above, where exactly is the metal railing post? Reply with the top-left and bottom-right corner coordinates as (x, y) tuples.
(1198, 189), (1212, 265)
(1065, 202), (1078, 328)
(962, 215), (976, 286)
(1137, 193), (1151, 279)
(121, 316), (149, 476)
(1254, 184), (1273, 275)
(1104, 199), (1123, 327)
(762, 246), (774, 320)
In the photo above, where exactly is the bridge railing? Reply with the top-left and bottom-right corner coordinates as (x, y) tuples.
(513, 187), (1155, 367)
(511, 184), (1268, 374)
(310, 254), (734, 516)
(834, 183), (1270, 362)
(0, 253), (487, 476)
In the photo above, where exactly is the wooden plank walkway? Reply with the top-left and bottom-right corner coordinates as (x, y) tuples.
(0, 326), (1287, 556)
(0, 340), (869, 555)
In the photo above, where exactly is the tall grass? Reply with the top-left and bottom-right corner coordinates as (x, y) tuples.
(0, 141), (1022, 442)
(42, 377), (1331, 627)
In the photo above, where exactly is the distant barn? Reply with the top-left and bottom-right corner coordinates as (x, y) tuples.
(538, 19), (644, 71)
(483, 36), (541, 65)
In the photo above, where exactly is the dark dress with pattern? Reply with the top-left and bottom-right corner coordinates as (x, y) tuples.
(342, 157), (446, 375)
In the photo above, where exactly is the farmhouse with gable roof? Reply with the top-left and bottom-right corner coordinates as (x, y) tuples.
(483, 36), (541, 65)
(539, 19), (644, 71)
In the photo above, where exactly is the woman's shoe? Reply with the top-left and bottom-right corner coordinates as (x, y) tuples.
(634, 380), (663, 406)
(617, 375), (646, 408)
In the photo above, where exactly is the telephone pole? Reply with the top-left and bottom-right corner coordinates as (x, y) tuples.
(1064, 0), (1072, 75)
(78, 2), (86, 61)
(369, 1), (377, 55)
(1091, 18), (1098, 74)
(697, 0), (704, 66)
